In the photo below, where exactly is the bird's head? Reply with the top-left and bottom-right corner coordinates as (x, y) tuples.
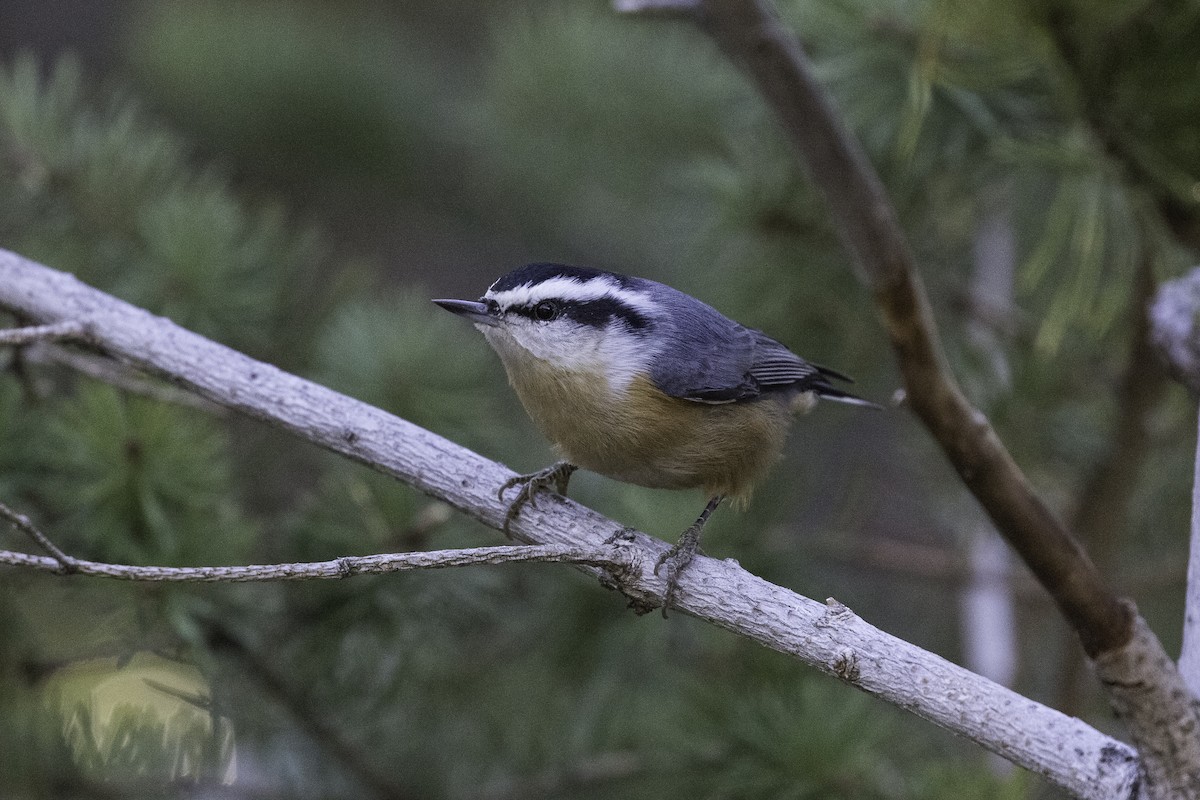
(434, 263), (659, 391)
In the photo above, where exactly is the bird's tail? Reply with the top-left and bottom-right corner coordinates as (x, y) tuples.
(813, 365), (883, 410)
(815, 385), (883, 409)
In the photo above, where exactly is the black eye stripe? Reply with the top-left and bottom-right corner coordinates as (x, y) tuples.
(565, 297), (650, 330)
(505, 297), (650, 330)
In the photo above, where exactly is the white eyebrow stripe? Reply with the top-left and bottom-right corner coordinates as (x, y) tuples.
(486, 276), (658, 316)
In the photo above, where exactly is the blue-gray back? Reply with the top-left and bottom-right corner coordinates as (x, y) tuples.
(637, 277), (830, 404)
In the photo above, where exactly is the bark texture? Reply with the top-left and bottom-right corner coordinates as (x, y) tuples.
(0, 248), (1144, 798)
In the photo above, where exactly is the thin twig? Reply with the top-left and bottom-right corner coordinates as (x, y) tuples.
(25, 342), (228, 413)
(0, 501), (77, 571)
(0, 320), (85, 346)
(0, 541), (633, 582)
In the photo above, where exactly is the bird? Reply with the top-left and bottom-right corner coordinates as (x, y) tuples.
(434, 263), (877, 614)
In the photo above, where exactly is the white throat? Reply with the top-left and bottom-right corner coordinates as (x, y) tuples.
(478, 320), (651, 395)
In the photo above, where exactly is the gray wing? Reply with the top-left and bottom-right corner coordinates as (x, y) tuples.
(644, 284), (824, 404)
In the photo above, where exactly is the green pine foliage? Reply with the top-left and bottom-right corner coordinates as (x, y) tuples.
(61, 701), (232, 784)
(0, 55), (341, 362)
(0, 53), (381, 793)
(2, 0), (1198, 797)
(126, 1), (458, 189)
(0, 378), (30, 498)
(37, 385), (250, 566)
(313, 292), (512, 454)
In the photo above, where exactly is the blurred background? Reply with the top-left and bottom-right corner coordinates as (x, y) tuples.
(1, 0), (1198, 797)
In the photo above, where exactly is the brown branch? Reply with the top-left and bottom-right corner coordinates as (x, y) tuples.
(692, 0), (1129, 657)
(0, 500), (77, 570)
(676, 0), (1200, 791)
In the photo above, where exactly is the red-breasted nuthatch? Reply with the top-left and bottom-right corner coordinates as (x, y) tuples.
(435, 264), (877, 612)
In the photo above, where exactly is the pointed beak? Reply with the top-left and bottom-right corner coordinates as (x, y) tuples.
(432, 298), (499, 327)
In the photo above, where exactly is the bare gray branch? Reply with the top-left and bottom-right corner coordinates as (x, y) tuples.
(0, 500), (77, 569)
(0, 248), (1142, 798)
(1151, 266), (1200, 394)
(0, 319), (85, 346)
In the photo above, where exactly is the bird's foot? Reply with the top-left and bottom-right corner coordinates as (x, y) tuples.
(653, 496), (723, 617)
(498, 461), (577, 534)
(654, 523), (703, 618)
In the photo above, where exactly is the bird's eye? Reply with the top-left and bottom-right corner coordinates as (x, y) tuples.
(533, 301), (558, 321)
(485, 298), (500, 314)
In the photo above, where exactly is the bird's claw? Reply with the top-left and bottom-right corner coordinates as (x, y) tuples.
(498, 462), (577, 534)
(654, 523), (703, 618)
